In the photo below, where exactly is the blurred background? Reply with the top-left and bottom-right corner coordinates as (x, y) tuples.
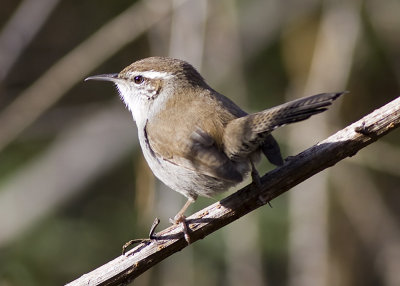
(0, 0), (400, 285)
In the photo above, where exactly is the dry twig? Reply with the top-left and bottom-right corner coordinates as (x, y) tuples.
(66, 96), (400, 286)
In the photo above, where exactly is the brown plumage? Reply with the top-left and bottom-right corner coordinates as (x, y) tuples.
(86, 57), (344, 242)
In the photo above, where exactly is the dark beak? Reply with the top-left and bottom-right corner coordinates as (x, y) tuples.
(84, 73), (120, 82)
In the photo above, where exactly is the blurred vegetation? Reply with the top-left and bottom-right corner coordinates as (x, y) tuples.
(1, 0), (399, 285)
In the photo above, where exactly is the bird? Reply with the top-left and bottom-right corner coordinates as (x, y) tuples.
(85, 56), (344, 244)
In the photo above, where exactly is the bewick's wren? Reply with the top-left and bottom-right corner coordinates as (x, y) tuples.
(86, 57), (343, 243)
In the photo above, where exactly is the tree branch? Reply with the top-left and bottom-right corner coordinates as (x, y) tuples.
(66, 96), (400, 286)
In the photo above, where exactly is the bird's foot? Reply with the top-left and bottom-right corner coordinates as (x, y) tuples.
(251, 164), (273, 208)
(169, 214), (191, 244)
(251, 169), (261, 188)
(122, 217), (160, 255)
(250, 159), (262, 188)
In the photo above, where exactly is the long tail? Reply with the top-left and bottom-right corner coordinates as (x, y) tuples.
(249, 92), (345, 133)
(224, 92), (346, 160)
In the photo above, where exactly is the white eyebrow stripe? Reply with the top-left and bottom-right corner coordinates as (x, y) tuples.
(131, 70), (173, 79)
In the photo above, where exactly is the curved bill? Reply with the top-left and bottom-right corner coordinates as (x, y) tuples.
(84, 73), (121, 82)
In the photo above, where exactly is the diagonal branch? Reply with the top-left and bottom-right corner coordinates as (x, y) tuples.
(66, 96), (400, 286)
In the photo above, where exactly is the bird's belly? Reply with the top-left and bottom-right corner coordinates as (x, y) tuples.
(139, 131), (242, 199)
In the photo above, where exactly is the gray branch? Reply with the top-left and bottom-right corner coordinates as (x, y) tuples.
(66, 96), (400, 286)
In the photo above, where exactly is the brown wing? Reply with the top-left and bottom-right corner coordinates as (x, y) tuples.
(145, 88), (246, 183)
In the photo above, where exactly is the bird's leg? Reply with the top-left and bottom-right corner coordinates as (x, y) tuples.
(169, 197), (195, 244)
(122, 197), (195, 254)
(250, 159), (272, 207)
(250, 159), (261, 187)
(171, 198), (194, 222)
(122, 217), (160, 255)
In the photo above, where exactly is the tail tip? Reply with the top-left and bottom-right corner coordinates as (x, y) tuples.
(332, 90), (349, 100)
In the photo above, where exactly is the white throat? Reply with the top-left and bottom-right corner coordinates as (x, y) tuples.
(116, 81), (170, 128)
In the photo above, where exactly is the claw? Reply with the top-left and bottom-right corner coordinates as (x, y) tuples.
(122, 218), (160, 255)
(169, 214), (191, 244)
(250, 159), (261, 187)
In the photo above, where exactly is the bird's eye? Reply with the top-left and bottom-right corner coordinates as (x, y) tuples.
(133, 75), (144, 84)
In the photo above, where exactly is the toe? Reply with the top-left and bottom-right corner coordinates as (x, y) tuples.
(169, 214), (186, 224)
